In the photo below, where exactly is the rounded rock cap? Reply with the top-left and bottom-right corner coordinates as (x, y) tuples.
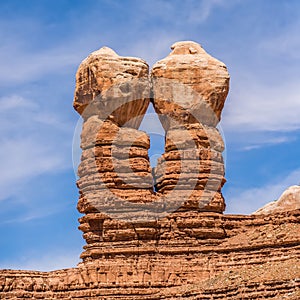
(170, 41), (206, 55)
(151, 41), (230, 127)
(73, 45), (150, 129)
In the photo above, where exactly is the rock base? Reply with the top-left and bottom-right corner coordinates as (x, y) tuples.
(1, 210), (300, 299)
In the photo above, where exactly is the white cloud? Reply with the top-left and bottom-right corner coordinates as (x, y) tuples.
(136, 0), (236, 26)
(33, 112), (72, 130)
(0, 138), (67, 201)
(1, 251), (80, 271)
(259, 20), (300, 60)
(222, 79), (300, 132)
(0, 95), (37, 111)
(238, 136), (295, 151)
(0, 43), (83, 85)
(0, 95), (72, 201)
(0, 19), (102, 86)
(220, 17), (300, 137)
(187, 0), (228, 23)
(0, 207), (67, 225)
(225, 168), (300, 214)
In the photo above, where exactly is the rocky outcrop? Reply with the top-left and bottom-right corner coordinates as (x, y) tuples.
(73, 46), (150, 127)
(253, 185), (300, 215)
(1, 42), (299, 300)
(151, 41), (229, 212)
(74, 47), (156, 261)
(74, 42), (230, 262)
(151, 41), (229, 127)
(72, 41), (230, 263)
(1, 211), (300, 299)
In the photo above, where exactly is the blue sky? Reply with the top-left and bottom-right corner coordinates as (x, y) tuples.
(0, 0), (299, 271)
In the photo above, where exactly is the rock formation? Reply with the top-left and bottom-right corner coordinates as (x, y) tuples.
(73, 46), (150, 127)
(253, 185), (300, 215)
(151, 41), (229, 212)
(74, 47), (156, 261)
(74, 41), (229, 262)
(1, 210), (299, 299)
(0, 42), (299, 300)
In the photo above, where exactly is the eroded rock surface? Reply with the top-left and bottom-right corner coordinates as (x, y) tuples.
(1, 211), (300, 299)
(73, 47), (157, 261)
(151, 41), (229, 128)
(253, 185), (300, 215)
(152, 41), (229, 212)
(74, 41), (230, 262)
(73, 46), (150, 128)
(1, 42), (299, 300)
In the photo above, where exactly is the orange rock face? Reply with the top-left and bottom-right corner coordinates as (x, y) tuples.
(151, 41), (229, 212)
(1, 211), (300, 299)
(74, 41), (230, 263)
(1, 42), (299, 300)
(151, 41), (229, 128)
(73, 46), (150, 128)
(253, 185), (300, 215)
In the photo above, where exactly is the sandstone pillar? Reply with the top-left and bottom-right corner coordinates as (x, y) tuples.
(73, 42), (230, 262)
(73, 47), (153, 261)
(151, 41), (230, 212)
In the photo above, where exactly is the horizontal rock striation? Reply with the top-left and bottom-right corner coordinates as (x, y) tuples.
(74, 48), (155, 261)
(74, 42), (230, 262)
(151, 41), (229, 213)
(1, 42), (298, 300)
(1, 210), (300, 299)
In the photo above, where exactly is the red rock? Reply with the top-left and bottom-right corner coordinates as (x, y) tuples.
(151, 42), (228, 213)
(253, 185), (300, 215)
(151, 41), (230, 129)
(74, 46), (150, 128)
(1, 42), (299, 300)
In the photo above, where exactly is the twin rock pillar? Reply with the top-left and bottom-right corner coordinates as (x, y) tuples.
(73, 41), (230, 261)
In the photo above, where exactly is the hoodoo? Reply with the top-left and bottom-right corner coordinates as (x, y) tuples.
(0, 42), (299, 300)
(151, 41), (229, 213)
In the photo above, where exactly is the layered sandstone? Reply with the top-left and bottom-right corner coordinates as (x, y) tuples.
(151, 41), (229, 212)
(1, 211), (299, 299)
(74, 42), (230, 263)
(74, 47), (157, 261)
(1, 42), (299, 300)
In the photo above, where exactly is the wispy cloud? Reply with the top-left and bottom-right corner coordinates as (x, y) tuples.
(225, 168), (300, 214)
(0, 39), (85, 86)
(0, 18), (104, 86)
(1, 251), (80, 271)
(135, 0), (237, 25)
(222, 79), (300, 133)
(237, 136), (295, 151)
(0, 206), (68, 225)
(0, 95), (72, 202)
(0, 138), (67, 201)
(124, 31), (184, 67)
(0, 95), (37, 111)
(187, 0), (232, 23)
(259, 20), (300, 60)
